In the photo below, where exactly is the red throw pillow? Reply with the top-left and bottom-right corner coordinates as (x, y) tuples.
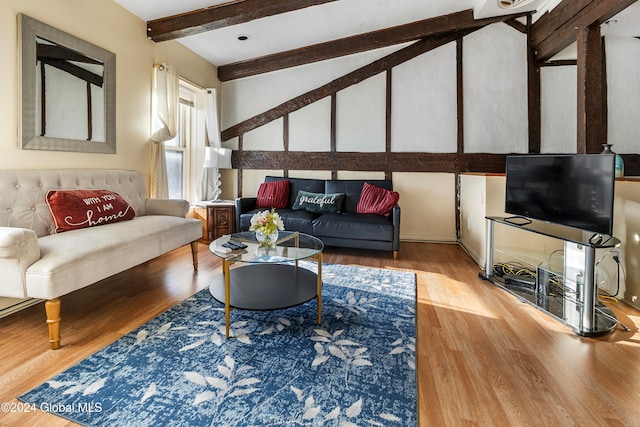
(356, 182), (400, 217)
(46, 190), (136, 233)
(255, 180), (290, 209)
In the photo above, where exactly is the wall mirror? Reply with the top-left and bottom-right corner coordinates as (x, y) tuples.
(19, 14), (116, 153)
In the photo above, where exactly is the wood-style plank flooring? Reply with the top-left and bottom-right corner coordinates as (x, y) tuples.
(0, 242), (639, 426)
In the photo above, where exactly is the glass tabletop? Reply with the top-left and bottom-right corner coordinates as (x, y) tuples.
(209, 231), (324, 263)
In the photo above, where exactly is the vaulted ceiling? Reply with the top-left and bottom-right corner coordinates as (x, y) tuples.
(113, 0), (640, 81)
(112, 0), (552, 79)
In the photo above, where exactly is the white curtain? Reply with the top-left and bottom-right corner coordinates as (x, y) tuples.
(198, 88), (223, 201)
(150, 64), (179, 199)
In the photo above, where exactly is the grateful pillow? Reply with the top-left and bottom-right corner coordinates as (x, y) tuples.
(356, 182), (400, 217)
(255, 180), (290, 209)
(46, 189), (136, 233)
(292, 191), (345, 214)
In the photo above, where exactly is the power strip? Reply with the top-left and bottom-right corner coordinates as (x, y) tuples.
(504, 274), (536, 291)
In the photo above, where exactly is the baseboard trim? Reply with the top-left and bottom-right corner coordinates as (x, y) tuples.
(0, 298), (41, 319)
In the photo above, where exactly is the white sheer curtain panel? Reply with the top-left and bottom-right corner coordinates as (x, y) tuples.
(198, 88), (225, 201)
(150, 64), (179, 199)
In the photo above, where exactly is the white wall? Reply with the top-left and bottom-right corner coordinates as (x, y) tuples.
(337, 74), (386, 152)
(606, 37), (640, 155)
(541, 66), (577, 153)
(0, 0), (218, 182)
(221, 44), (407, 127)
(539, 36), (640, 157)
(391, 43), (457, 153)
(221, 22), (529, 242)
(463, 23), (528, 153)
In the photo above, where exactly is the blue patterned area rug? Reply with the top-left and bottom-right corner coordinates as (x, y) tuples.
(20, 263), (416, 426)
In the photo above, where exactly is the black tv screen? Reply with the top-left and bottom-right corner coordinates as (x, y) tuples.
(505, 154), (616, 236)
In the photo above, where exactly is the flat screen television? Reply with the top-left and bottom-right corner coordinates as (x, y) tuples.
(504, 154), (616, 236)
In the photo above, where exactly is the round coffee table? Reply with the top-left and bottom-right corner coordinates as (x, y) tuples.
(209, 231), (324, 338)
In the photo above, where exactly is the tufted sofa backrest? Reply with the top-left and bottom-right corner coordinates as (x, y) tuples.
(0, 170), (148, 237)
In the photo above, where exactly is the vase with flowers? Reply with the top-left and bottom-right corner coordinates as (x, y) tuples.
(249, 208), (285, 247)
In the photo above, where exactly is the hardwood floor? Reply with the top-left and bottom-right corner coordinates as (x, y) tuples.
(1, 242), (639, 426)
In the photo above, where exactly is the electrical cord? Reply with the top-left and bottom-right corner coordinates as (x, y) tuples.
(492, 262), (536, 279)
(611, 255), (626, 298)
(598, 254), (626, 303)
(493, 262), (571, 296)
(594, 305), (633, 332)
(548, 249), (563, 264)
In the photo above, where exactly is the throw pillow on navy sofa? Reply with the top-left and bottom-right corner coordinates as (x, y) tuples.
(356, 182), (400, 217)
(292, 191), (345, 214)
(256, 180), (290, 209)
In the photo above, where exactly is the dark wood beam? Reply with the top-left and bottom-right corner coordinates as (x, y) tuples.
(385, 69), (392, 154)
(576, 25), (606, 154)
(218, 9), (528, 81)
(232, 151), (509, 173)
(232, 150), (640, 175)
(504, 18), (527, 34)
(456, 38), (464, 154)
(540, 59), (577, 67)
(621, 154), (640, 175)
(147, 0), (337, 42)
(221, 31), (474, 141)
(532, 0), (637, 61)
(527, 15), (541, 154)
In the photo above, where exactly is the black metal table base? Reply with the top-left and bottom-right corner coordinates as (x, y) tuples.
(210, 264), (319, 311)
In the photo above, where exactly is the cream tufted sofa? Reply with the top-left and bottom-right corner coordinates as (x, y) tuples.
(0, 169), (202, 349)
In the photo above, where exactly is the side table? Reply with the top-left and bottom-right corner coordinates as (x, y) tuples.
(194, 201), (235, 242)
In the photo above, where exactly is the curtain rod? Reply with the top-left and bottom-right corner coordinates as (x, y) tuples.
(182, 76), (211, 93)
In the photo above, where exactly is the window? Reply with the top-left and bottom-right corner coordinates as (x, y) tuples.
(165, 81), (203, 202)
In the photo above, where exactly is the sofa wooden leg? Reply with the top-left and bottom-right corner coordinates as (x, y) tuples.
(393, 251), (399, 260)
(45, 298), (61, 350)
(191, 241), (199, 271)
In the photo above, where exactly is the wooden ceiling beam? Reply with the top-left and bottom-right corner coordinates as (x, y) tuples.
(532, 0), (637, 61)
(218, 9), (528, 81)
(221, 30), (472, 141)
(147, 0), (338, 42)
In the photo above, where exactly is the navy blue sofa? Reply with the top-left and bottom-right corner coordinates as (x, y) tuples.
(235, 176), (401, 258)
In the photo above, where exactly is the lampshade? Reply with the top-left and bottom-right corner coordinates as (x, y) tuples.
(203, 147), (232, 169)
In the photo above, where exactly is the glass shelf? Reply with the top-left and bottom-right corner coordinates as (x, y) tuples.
(482, 217), (619, 337)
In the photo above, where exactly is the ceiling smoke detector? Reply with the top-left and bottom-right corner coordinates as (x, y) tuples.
(498, 0), (537, 9)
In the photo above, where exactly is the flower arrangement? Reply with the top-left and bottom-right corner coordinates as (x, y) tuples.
(249, 208), (285, 237)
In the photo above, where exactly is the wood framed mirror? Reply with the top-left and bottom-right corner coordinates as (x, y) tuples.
(19, 14), (116, 153)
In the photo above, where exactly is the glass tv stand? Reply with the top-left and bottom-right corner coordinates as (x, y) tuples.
(480, 216), (620, 337)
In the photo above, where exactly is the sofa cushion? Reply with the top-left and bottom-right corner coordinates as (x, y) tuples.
(292, 191), (345, 214)
(255, 180), (290, 209)
(313, 213), (394, 241)
(356, 183), (400, 217)
(46, 189), (136, 233)
(25, 215), (202, 300)
(239, 209), (317, 235)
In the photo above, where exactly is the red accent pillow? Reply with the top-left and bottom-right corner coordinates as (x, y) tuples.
(46, 190), (136, 233)
(255, 180), (290, 209)
(356, 182), (400, 217)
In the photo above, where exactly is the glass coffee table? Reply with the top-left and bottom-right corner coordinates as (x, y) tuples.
(209, 231), (324, 338)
